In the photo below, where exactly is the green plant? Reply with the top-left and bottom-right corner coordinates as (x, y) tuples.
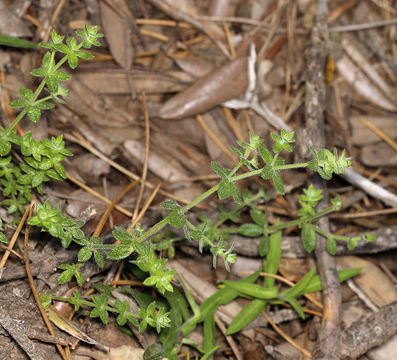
(2, 27), (373, 359)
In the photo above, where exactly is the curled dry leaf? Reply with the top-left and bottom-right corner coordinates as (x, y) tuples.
(173, 57), (216, 78)
(157, 56), (249, 120)
(99, 0), (134, 69)
(336, 55), (397, 112)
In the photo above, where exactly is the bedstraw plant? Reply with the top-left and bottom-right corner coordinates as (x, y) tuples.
(1, 27), (373, 359)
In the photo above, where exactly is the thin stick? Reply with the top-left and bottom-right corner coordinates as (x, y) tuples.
(214, 315), (243, 360)
(330, 207), (397, 219)
(92, 179), (139, 238)
(0, 72), (24, 137)
(67, 172), (133, 218)
(140, 29), (169, 42)
(0, 205), (30, 268)
(135, 18), (191, 28)
(132, 92), (150, 222)
(358, 116), (397, 153)
(67, 132), (201, 207)
(24, 201), (68, 360)
(222, 21), (236, 59)
(196, 15), (397, 33)
(262, 310), (313, 359)
(130, 183), (161, 229)
(196, 114), (236, 162)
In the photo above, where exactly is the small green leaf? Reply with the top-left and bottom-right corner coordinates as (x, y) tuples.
(226, 299), (266, 335)
(261, 165), (274, 180)
(27, 105), (41, 122)
(0, 139), (11, 156)
(58, 269), (73, 284)
(93, 249), (104, 269)
(0, 34), (38, 48)
(249, 207), (267, 226)
(76, 50), (94, 60)
(222, 281), (278, 300)
(67, 54), (78, 69)
(211, 161), (228, 179)
(285, 296), (305, 319)
(203, 309), (216, 355)
(259, 234), (269, 257)
(107, 245), (133, 260)
(302, 268), (362, 295)
(302, 223), (316, 252)
(78, 246), (93, 262)
(143, 343), (166, 360)
(160, 199), (180, 210)
(0, 232), (8, 244)
(40, 293), (52, 309)
(217, 179), (234, 200)
(238, 223), (263, 237)
(54, 70), (71, 81)
(20, 87), (34, 101)
(8, 99), (26, 108)
(31, 69), (47, 77)
(327, 237), (337, 255)
(264, 229), (282, 288)
(272, 174), (285, 195)
(53, 162), (66, 179)
(258, 144), (273, 164)
(168, 209), (186, 227)
(31, 172), (44, 187)
(281, 266), (316, 299)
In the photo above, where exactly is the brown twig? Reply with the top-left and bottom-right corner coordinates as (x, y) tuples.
(304, 1), (342, 358)
(0, 205), (30, 268)
(66, 172), (133, 218)
(23, 201), (68, 360)
(67, 131), (204, 207)
(132, 92), (150, 223)
(92, 179), (139, 238)
(262, 310), (313, 359)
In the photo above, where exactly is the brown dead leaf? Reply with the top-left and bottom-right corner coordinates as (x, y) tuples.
(157, 56), (248, 120)
(99, 0), (134, 69)
(173, 57), (215, 78)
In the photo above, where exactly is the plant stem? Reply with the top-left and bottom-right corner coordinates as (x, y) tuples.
(4, 109), (27, 136)
(275, 162), (310, 170)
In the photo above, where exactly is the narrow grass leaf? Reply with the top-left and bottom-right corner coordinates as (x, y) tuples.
(226, 299), (266, 335)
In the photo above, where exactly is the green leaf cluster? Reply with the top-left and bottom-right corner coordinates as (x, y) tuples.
(50, 288), (170, 332)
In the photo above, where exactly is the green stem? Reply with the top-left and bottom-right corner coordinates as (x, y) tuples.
(214, 190), (264, 228)
(271, 152), (280, 167)
(313, 225), (354, 242)
(35, 95), (53, 104)
(275, 162), (310, 170)
(4, 54), (69, 136)
(4, 109), (27, 136)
